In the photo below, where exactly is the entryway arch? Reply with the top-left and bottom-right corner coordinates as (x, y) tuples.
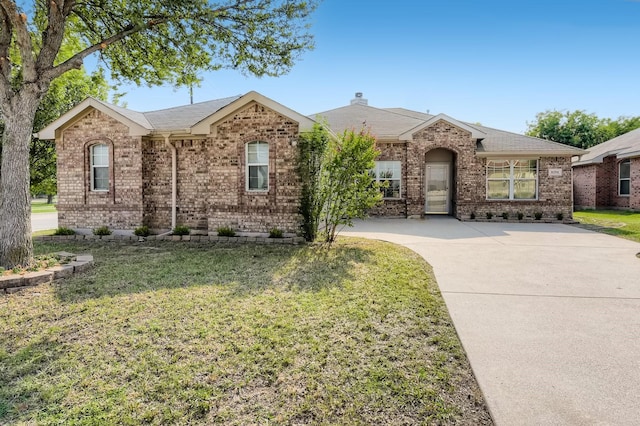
(424, 148), (457, 214)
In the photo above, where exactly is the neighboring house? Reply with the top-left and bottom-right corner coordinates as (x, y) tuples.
(40, 90), (585, 235)
(314, 93), (584, 220)
(37, 91), (315, 234)
(572, 127), (640, 210)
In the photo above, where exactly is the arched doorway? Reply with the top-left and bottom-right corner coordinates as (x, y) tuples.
(424, 148), (456, 214)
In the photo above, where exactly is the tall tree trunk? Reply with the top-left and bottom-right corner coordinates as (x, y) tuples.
(0, 92), (40, 269)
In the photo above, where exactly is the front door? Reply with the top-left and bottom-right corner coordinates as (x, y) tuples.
(425, 163), (450, 214)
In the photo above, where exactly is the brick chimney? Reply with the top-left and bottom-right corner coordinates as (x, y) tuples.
(350, 92), (368, 106)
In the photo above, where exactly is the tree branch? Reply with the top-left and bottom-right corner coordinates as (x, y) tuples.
(35, 0), (68, 74)
(0, 6), (12, 84)
(42, 18), (166, 81)
(0, 0), (37, 82)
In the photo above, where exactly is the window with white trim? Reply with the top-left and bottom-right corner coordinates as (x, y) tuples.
(90, 144), (109, 191)
(246, 141), (269, 191)
(619, 159), (630, 196)
(371, 161), (401, 198)
(486, 159), (537, 200)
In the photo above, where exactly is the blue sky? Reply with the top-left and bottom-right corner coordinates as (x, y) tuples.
(118, 0), (640, 134)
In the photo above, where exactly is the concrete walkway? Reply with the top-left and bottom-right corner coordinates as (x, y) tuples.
(343, 217), (640, 426)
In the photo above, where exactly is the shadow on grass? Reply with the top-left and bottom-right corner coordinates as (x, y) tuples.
(0, 336), (64, 421)
(34, 240), (373, 303)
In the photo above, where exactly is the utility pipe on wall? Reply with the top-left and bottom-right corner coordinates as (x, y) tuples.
(163, 134), (177, 230)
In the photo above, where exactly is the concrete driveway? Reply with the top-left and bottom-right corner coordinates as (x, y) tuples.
(31, 212), (58, 232)
(343, 217), (640, 426)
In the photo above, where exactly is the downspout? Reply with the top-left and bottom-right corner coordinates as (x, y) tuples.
(161, 134), (177, 233)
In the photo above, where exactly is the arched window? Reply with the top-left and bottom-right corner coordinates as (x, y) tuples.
(90, 143), (109, 191)
(246, 141), (269, 191)
(619, 159), (631, 196)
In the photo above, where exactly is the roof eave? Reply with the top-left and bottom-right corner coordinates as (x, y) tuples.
(618, 149), (640, 160)
(477, 150), (584, 158)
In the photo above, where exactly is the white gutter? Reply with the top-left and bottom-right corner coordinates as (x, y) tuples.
(162, 134), (177, 230)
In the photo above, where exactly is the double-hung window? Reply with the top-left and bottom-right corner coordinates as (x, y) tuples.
(619, 159), (631, 196)
(246, 141), (269, 191)
(487, 159), (537, 200)
(371, 161), (401, 198)
(90, 144), (109, 191)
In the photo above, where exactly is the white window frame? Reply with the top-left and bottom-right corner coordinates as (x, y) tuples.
(371, 161), (402, 199)
(619, 159), (631, 196)
(90, 143), (109, 192)
(486, 159), (538, 200)
(246, 141), (269, 191)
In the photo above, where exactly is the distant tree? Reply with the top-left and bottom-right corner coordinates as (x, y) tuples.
(319, 128), (383, 245)
(526, 110), (640, 149)
(0, 0), (317, 269)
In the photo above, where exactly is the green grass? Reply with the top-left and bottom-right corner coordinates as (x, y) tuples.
(0, 239), (491, 425)
(30, 199), (57, 214)
(574, 209), (640, 243)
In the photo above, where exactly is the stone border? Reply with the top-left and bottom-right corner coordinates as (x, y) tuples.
(0, 253), (94, 294)
(35, 234), (307, 244)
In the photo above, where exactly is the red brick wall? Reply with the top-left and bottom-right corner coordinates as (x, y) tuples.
(369, 142), (407, 217)
(57, 103), (302, 234)
(631, 158), (640, 209)
(573, 164), (596, 209)
(368, 120), (574, 220)
(574, 156), (638, 210)
(56, 109), (144, 229)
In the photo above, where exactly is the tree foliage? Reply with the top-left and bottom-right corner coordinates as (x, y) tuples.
(319, 128), (383, 245)
(297, 121), (330, 242)
(526, 110), (640, 149)
(28, 67), (109, 200)
(0, 0), (318, 269)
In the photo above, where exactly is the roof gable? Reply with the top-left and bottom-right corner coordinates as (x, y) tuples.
(37, 97), (153, 139)
(191, 91), (315, 135)
(399, 113), (486, 140)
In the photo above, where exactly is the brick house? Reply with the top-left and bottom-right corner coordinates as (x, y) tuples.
(40, 90), (584, 235)
(572, 127), (640, 210)
(314, 94), (584, 220)
(38, 91), (315, 234)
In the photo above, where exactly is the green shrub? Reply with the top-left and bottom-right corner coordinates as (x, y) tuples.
(501, 212), (509, 220)
(534, 212), (543, 220)
(134, 226), (150, 237)
(517, 212), (524, 220)
(556, 213), (564, 221)
(486, 212), (493, 220)
(53, 226), (75, 235)
(269, 227), (284, 238)
(216, 226), (236, 237)
(172, 225), (190, 236)
(93, 226), (112, 236)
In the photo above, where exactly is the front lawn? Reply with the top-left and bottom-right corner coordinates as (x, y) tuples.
(573, 210), (640, 243)
(0, 239), (491, 425)
(31, 199), (57, 214)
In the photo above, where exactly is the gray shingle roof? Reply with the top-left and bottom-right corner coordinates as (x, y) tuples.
(573, 127), (640, 166)
(92, 98), (153, 129)
(313, 103), (583, 156)
(144, 95), (241, 130)
(312, 104), (426, 139)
